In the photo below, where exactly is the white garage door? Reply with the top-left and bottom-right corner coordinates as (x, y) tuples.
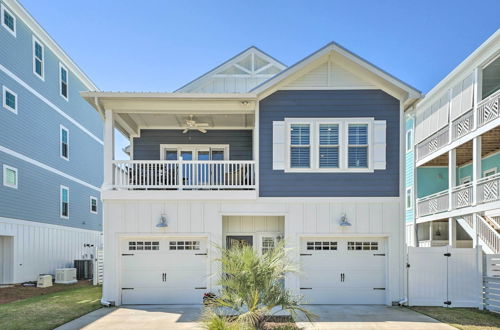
(300, 237), (386, 304)
(121, 237), (207, 304)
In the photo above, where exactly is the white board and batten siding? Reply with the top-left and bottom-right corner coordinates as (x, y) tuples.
(102, 199), (403, 305)
(0, 217), (102, 284)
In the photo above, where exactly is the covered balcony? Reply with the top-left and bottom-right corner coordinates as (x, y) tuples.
(415, 55), (500, 164)
(416, 127), (500, 218)
(82, 92), (258, 198)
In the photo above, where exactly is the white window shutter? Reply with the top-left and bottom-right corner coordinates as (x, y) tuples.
(272, 121), (285, 170)
(373, 120), (386, 170)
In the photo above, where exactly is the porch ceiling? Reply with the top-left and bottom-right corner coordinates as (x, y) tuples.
(422, 126), (500, 167)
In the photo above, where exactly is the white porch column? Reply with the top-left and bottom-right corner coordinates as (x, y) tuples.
(448, 218), (457, 247)
(472, 213), (479, 247)
(448, 149), (456, 210)
(472, 136), (482, 205)
(429, 221), (434, 245)
(103, 109), (115, 190)
(472, 67), (482, 129)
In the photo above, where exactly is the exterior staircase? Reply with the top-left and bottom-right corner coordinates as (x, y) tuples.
(456, 214), (500, 254)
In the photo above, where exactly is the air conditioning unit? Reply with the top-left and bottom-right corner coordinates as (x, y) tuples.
(37, 275), (53, 288)
(55, 268), (77, 284)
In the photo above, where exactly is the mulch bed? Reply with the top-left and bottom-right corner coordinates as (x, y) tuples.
(0, 280), (92, 304)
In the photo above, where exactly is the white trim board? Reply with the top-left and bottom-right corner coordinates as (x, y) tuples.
(0, 143), (100, 192)
(0, 64), (103, 145)
(0, 216), (101, 234)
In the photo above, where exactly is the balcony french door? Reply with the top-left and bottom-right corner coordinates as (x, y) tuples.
(162, 146), (227, 186)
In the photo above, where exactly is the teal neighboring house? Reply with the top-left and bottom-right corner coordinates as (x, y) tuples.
(0, 0), (102, 284)
(405, 114), (415, 244)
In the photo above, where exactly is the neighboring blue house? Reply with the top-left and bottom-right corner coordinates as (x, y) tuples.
(0, 0), (102, 284)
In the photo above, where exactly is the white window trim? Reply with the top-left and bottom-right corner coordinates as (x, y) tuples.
(483, 168), (497, 177)
(1, 3), (16, 37)
(406, 186), (413, 210)
(159, 144), (230, 160)
(90, 196), (98, 214)
(32, 36), (45, 81)
(460, 176), (472, 185)
(60, 185), (69, 219)
(60, 125), (69, 161)
(406, 129), (413, 153)
(3, 164), (18, 189)
(284, 118), (374, 173)
(2, 85), (17, 114)
(59, 63), (69, 101)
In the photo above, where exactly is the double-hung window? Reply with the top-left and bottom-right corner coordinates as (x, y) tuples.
(284, 118), (378, 172)
(290, 124), (310, 168)
(406, 187), (413, 210)
(60, 63), (69, 100)
(2, 86), (17, 114)
(406, 129), (413, 153)
(60, 126), (69, 160)
(1, 4), (16, 37)
(347, 124), (368, 168)
(319, 124), (340, 168)
(33, 36), (44, 80)
(90, 196), (98, 214)
(60, 186), (69, 219)
(3, 165), (18, 189)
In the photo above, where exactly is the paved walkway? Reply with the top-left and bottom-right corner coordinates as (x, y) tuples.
(57, 304), (453, 330)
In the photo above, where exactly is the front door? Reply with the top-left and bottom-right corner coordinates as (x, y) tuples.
(226, 235), (253, 249)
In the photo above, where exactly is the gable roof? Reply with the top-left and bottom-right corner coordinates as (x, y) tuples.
(251, 42), (422, 106)
(175, 46), (287, 93)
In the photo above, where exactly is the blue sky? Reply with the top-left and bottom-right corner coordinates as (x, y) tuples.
(20, 0), (500, 158)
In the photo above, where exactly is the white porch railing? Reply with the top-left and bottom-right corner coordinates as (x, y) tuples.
(477, 215), (500, 254)
(477, 89), (500, 128)
(416, 127), (449, 162)
(477, 173), (500, 204)
(452, 110), (474, 139)
(112, 160), (256, 190)
(416, 189), (449, 217)
(452, 182), (473, 209)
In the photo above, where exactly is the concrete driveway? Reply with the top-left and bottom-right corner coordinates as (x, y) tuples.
(296, 305), (454, 329)
(57, 304), (453, 330)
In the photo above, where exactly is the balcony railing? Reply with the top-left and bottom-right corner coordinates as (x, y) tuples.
(415, 89), (500, 163)
(477, 173), (500, 204)
(112, 160), (256, 190)
(477, 89), (500, 128)
(416, 190), (449, 217)
(416, 127), (449, 162)
(452, 110), (474, 140)
(452, 182), (473, 209)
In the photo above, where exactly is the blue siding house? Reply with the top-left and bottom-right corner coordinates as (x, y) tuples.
(81, 43), (422, 306)
(0, 0), (102, 284)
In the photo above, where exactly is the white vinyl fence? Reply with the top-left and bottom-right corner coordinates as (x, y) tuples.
(93, 249), (104, 285)
(484, 254), (500, 313)
(408, 247), (482, 307)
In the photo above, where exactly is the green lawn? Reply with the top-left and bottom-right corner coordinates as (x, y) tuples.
(0, 285), (102, 330)
(410, 307), (500, 330)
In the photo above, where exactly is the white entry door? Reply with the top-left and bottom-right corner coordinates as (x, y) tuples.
(300, 237), (386, 304)
(121, 237), (208, 304)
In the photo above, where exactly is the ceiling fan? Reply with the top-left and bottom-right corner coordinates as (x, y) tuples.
(182, 115), (209, 133)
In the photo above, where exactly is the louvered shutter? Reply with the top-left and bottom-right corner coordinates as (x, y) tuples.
(272, 121), (285, 170)
(373, 120), (387, 170)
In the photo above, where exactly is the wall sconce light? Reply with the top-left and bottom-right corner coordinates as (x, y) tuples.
(157, 214), (168, 228)
(339, 213), (352, 227)
(241, 100), (249, 106)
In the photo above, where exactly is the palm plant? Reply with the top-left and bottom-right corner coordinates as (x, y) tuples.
(203, 241), (315, 329)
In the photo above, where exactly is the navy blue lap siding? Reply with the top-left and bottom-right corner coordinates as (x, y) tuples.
(259, 90), (400, 197)
(133, 129), (253, 160)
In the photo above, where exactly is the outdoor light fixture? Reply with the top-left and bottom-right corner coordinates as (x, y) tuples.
(339, 213), (352, 227)
(157, 214), (168, 228)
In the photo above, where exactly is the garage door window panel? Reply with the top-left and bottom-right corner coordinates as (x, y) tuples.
(169, 241), (200, 251)
(129, 241), (159, 251)
(306, 241), (338, 251)
(347, 241), (378, 251)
